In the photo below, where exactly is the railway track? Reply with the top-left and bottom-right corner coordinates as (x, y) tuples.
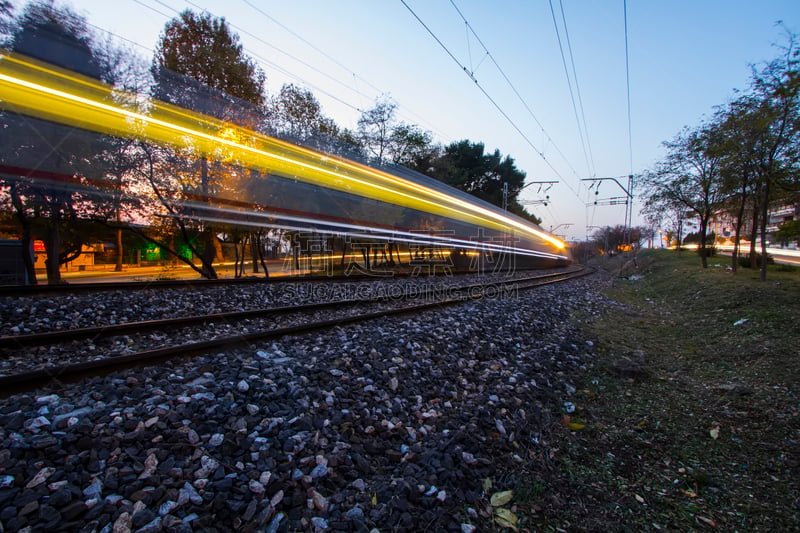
(0, 266), (592, 394)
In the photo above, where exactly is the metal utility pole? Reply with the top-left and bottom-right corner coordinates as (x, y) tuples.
(582, 176), (634, 246)
(549, 223), (573, 241)
(513, 180), (558, 209)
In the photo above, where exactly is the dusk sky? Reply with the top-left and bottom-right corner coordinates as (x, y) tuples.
(8, 0), (800, 240)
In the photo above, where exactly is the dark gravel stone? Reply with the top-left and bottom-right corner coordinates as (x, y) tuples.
(47, 487), (73, 507)
(132, 508), (157, 529)
(0, 273), (606, 532)
(0, 505), (18, 521)
(61, 500), (87, 521)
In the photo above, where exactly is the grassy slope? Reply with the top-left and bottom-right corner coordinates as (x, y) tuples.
(518, 250), (800, 531)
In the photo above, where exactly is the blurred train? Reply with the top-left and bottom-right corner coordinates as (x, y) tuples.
(0, 50), (571, 275)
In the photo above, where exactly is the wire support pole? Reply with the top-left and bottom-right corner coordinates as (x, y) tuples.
(581, 176), (634, 244)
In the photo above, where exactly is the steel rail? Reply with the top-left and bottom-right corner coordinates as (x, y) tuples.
(0, 266), (592, 395)
(0, 268), (582, 349)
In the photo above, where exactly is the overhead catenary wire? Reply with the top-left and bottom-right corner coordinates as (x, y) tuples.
(138, 0), (363, 114)
(623, 0), (634, 242)
(556, 0), (596, 177)
(183, 0), (365, 104)
(548, 0), (593, 181)
(132, 0), (456, 142)
(235, 0), (456, 142)
(623, 0), (633, 176)
(448, 0), (586, 197)
(400, 0), (585, 200)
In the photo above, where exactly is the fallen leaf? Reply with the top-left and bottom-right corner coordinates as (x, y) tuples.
(483, 477), (493, 494)
(567, 421), (585, 430)
(370, 492), (377, 506)
(709, 426), (720, 440)
(494, 508), (519, 531)
(490, 490), (514, 507)
(680, 488), (698, 498)
(696, 515), (717, 528)
(635, 494), (645, 503)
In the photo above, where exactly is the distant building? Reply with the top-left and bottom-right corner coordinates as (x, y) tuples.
(33, 241), (102, 272)
(709, 201), (798, 245)
(767, 203), (798, 234)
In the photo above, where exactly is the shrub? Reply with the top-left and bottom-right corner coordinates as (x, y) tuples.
(738, 253), (774, 268)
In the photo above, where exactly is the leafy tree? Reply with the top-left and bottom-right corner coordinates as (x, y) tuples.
(639, 124), (726, 268)
(741, 34), (800, 280)
(387, 123), (436, 168)
(154, 10), (265, 109)
(271, 83), (338, 141)
(0, 1), (109, 284)
(0, 0), (14, 42)
(152, 9), (267, 279)
(428, 139), (542, 224)
(591, 225), (645, 254)
(775, 218), (800, 245)
(714, 99), (762, 271)
(641, 189), (689, 250)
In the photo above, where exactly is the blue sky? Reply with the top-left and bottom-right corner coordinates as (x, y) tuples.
(8, 0), (800, 240)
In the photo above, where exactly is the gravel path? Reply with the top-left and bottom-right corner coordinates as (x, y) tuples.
(0, 273), (607, 532)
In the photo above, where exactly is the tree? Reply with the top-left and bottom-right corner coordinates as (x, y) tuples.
(154, 10), (265, 109)
(641, 188), (689, 250)
(152, 9), (267, 279)
(714, 99), (762, 272)
(775, 218), (800, 245)
(357, 96), (398, 164)
(0, 1), (108, 284)
(428, 139), (542, 224)
(387, 123), (436, 168)
(591, 225), (645, 254)
(271, 83), (338, 141)
(743, 34), (800, 280)
(640, 124), (726, 268)
(0, 0), (14, 42)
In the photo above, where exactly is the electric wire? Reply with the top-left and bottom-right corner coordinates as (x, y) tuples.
(240, 0), (383, 96)
(86, 21), (154, 54)
(400, 0), (583, 199)
(134, 0), (454, 141)
(448, 0), (585, 196)
(623, 0), (633, 176)
(623, 0), (634, 240)
(548, 0), (592, 180)
(140, 0), (363, 114)
(236, 0), (456, 142)
(182, 0), (365, 106)
(557, 0), (596, 177)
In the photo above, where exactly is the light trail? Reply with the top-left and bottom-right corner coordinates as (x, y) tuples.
(0, 51), (567, 255)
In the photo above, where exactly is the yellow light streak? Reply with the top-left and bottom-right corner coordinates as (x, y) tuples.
(0, 51), (565, 250)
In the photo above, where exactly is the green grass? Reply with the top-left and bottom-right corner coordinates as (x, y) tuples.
(512, 250), (800, 531)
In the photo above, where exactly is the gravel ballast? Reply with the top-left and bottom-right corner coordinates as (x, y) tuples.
(0, 274), (607, 532)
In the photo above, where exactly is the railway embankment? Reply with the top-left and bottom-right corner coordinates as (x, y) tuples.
(525, 250), (800, 531)
(0, 270), (604, 532)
